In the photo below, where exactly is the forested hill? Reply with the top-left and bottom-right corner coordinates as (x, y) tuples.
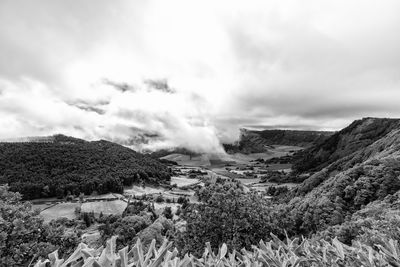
(292, 117), (400, 173)
(0, 134), (171, 199)
(224, 128), (333, 154)
(276, 119), (400, 239)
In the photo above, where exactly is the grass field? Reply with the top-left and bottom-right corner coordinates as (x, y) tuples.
(40, 202), (80, 222)
(170, 176), (200, 187)
(161, 153), (211, 166)
(124, 185), (164, 196)
(81, 200), (127, 216)
(85, 193), (124, 200)
(32, 203), (53, 212)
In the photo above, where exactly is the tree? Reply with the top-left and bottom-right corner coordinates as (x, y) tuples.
(177, 182), (278, 256)
(99, 215), (151, 249)
(82, 212), (93, 227)
(163, 207), (173, 219)
(0, 185), (79, 266)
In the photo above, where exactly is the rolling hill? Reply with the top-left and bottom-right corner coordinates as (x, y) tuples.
(0, 134), (171, 199)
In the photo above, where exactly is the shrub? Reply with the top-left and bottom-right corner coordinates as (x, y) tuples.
(163, 207), (173, 219)
(155, 195), (164, 203)
(35, 233), (400, 267)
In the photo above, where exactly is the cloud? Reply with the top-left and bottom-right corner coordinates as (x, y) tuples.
(102, 79), (136, 93)
(1, 0), (400, 152)
(0, 76), (224, 153)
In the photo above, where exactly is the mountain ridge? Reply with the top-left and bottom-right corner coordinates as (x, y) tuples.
(292, 117), (400, 173)
(224, 128), (334, 154)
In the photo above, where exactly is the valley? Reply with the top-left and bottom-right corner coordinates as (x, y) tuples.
(3, 2), (398, 265)
(32, 144), (301, 223)
(3, 117), (400, 266)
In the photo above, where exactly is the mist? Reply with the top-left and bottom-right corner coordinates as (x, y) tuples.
(0, 77), (228, 153)
(1, 0), (400, 153)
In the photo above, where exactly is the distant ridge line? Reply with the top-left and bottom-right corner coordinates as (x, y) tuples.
(0, 135), (55, 143)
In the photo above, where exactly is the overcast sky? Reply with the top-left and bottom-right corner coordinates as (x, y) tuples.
(1, 0), (400, 152)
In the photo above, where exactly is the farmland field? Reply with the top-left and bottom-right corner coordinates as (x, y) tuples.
(124, 185), (164, 196)
(81, 200), (127, 216)
(161, 153), (211, 166)
(40, 202), (80, 222)
(170, 176), (200, 187)
(85, 193), (124, 200)
(32, 203), (53, 212)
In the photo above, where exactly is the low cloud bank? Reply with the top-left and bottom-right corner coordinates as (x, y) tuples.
(0, 77), (226, 154)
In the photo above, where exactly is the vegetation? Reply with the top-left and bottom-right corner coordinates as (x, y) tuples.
(97, 200), (175, 250)
(36, 232), (400, 267)
(176, 179), (280, 256)
(32, 176), (400, 266)
(292, 117), (400, 173)
(0, 135), (171, 199)
(223, 129), (332, 154)
(176, 153), (400, 256)
(254, 129), (333, 147)
(99, 214), (152, 249)
(0, 186), (80, 266)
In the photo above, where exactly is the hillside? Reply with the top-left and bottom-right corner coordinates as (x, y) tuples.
(0, 134), (171, 199)
(224, 128), (333, 154)
(148, 147), (199, 159)
(292, 117), (400, 173)
(277, 118), (400, 239)
(253, 129), (333, 147)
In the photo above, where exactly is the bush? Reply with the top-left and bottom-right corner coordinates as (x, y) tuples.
(155, 195), (164, 203)
(35, 233), (400, 267)
(0, 186), (79, 266)
(163, 207), (173, 219)
(177, 183), (278, 256)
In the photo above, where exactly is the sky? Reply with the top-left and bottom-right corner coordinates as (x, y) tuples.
(1, 0), (400, 153)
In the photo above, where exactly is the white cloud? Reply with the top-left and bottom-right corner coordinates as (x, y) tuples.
(1, 0), (400, 152)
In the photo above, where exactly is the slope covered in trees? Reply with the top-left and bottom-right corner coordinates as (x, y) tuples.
(0, 135), (170, 199)
(277, 119), (400, 239)
(292, 117), (400, 173)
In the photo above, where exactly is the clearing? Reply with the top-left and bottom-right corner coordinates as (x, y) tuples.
(80, 200), (127, 216)
(40, 202), (80, 222)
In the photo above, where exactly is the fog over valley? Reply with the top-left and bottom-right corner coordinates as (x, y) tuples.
(1, 0), (400, 153)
